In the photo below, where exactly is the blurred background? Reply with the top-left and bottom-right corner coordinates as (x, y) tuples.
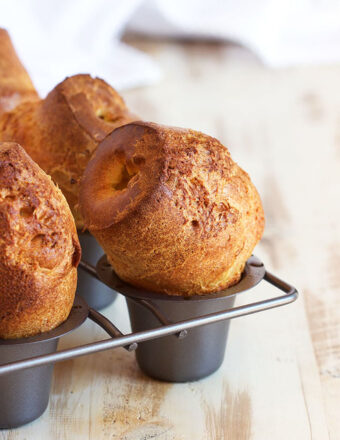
(1, 1), (339, 438)
(1, 0), (340, 95)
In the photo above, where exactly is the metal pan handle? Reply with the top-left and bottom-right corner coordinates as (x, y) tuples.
(80, 259), (187, 338)
(128, 269), (298, 334)
(79, 260), (99, 279)
(88, 308), (137, 352)
(81, 258), (297, 336)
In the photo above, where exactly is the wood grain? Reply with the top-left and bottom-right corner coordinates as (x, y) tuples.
(1, 37), (339, 439)
(203, 382), (252, 440)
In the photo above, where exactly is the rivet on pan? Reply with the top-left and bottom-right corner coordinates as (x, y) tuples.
(176, 330), (188, 339)
(127, 342), (138, 351)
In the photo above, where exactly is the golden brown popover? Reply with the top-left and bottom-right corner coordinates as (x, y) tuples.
(0, 142), (81, 339)
(0, 74), (136, 228)
(0, 29), (38, 115)
(79, 122), (264, 296)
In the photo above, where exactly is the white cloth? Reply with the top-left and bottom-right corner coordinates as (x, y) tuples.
(128, 0), (340, 67)
(0, 0), (160, 96)
(0, 0), (339, 96)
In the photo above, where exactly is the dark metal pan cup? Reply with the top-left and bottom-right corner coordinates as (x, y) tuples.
(77, 232), (117, 310)
(126, 295), (237, 382)
(0, 296), (88, 429)
(96, 255), (266, 382)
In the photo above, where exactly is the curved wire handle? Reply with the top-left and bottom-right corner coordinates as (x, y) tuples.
(88, 308), (137, 352)
(80, 260), (187, 338)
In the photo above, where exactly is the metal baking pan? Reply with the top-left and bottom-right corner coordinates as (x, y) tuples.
(0, 255), (298, 428)
(77, 232), (117, 310)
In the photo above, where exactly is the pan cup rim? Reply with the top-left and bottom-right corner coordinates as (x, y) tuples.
(96, 255), (266, 302)
(0, 296), (89, 346)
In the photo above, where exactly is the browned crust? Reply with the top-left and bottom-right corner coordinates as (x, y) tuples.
(79, 122), (265, 296)
(0, 74), (136, 228)
(0, 29), (38, 114)
(80, 122), (163, 229)
(0, 142), (80, 339)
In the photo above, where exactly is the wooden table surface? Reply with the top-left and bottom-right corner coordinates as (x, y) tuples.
(1, 38), (339, 440)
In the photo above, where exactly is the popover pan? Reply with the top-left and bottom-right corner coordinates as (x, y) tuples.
(0, 255), (298, 428)
(0, 294), (138, 430)
(77, 232), (117, 310)
(96, 255), (267, 382)
(0, 296), (88, 429)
